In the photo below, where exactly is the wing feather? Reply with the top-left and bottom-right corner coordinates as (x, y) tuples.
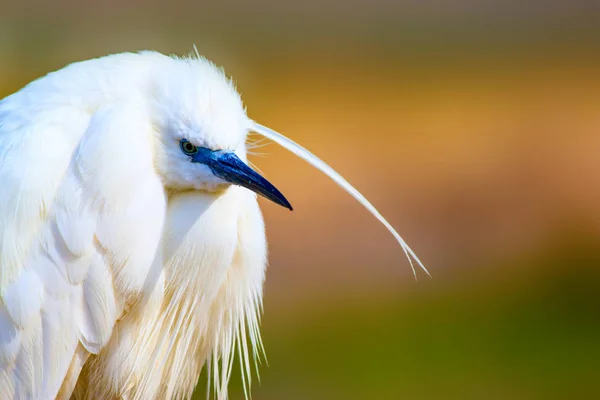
(0, 305), (20, 365)
(0, 102), (166, 399)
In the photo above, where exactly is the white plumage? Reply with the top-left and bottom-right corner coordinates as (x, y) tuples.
(0, 50), (428, 399)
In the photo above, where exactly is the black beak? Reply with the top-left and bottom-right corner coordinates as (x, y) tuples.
(192, 148), (293, 210)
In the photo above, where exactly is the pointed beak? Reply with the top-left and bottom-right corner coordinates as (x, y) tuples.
(192, 149), (293, 210)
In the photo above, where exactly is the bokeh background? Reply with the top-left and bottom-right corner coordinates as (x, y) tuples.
(2, 1), (600, 398)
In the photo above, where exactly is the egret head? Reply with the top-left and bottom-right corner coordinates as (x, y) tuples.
(150, 54), (292, 210)
(143, 50), (427, 278)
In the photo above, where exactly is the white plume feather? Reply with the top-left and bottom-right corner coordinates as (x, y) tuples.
(250, 121), (430, 279)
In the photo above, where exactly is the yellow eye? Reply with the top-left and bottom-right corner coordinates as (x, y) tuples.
(180, 139), (198, 155)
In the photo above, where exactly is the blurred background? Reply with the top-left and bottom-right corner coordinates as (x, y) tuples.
(2, 1), (600, 398)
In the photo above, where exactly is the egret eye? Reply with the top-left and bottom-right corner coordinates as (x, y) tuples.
(180, 139), (198, 156)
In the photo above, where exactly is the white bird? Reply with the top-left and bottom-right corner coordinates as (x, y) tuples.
(0, 50), (428, 400)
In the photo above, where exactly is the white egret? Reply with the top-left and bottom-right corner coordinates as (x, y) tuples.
(0, 50), (428, 400)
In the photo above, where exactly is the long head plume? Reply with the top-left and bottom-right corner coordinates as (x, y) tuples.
(249, 121), (430, 279)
